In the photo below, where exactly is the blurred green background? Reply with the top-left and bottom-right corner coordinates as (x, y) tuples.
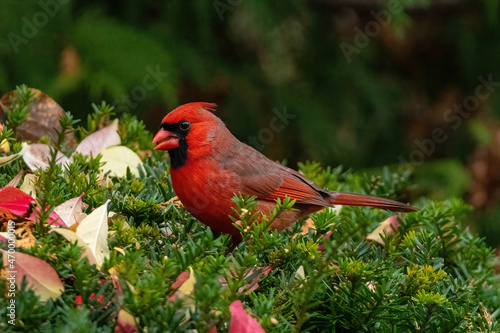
(1, 0), (500, 245)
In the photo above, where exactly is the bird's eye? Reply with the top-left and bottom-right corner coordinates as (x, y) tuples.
(179, 121), (191, 131)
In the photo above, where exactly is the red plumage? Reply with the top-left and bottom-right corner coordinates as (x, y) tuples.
(153, 102), (416, 240)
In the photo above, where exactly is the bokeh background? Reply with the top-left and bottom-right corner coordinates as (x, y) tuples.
(1, 0), (500, 246)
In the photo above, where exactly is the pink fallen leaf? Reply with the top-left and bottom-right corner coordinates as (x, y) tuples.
(0, 249), (64, 302)
(317, 230), (333, 252)
(75, 119), (120, 157)
(0, 197), (33, 216)
(366, 215), (400, 245)
(0, 187), (65, 226)
(115, 310), (138, 333)
(23, 143), (70, 171)
(228, 300), (265, 333)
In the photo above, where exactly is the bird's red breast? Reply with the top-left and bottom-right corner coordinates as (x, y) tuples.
(153, 102), (416, 240)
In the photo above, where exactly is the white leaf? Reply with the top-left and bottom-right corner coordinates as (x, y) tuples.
(53, 193), (86, 228)
(76, 200), (110, 267)
(75, 119), (120, 156)
(100, 145), (143, 177)
(22, 143), (70, 171)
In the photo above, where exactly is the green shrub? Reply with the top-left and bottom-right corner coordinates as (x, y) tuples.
(0, 87), (499, 332)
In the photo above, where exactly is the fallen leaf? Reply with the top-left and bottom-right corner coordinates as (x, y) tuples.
(295, 266), (305, 280)
(109, 268), (123, 298)
(115, 310), (138, 333)
(10, 222), (36, 249)
(0, 187), (34, 225)
(50, 228), (97, 266)
(113, 247), (126, 255)
(0, 186), (33, 204)
(169, 267), (196, 324)
(228, 300), (265, 333)
(1, 89), (76, 145)
(100, 145), (143, 177)
(170, 271), (191, 295)
(0, 197), (33, 218)
(0, 142), (29, 167)
(317, 230), (333, 252)
(20, 173), (37, 199)
(300, 218), (315, 235)
(220, 265), (273, 295)
(6, 171), (23, 188)
(76, 200), (111, 267)
(23, 143), (71, 172)
(0, 249), (64, 302)
(159, 196), (183, 209)
(75, 119), (120, 157)
(366, 215), (400, 245)
(0, 123), (9, 153)
(53, 193), (86, 228)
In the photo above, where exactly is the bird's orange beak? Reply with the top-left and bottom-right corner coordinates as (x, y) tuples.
(153, 129), (179, 150)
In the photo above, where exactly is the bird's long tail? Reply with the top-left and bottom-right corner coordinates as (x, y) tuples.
(329, 192), (417, 212)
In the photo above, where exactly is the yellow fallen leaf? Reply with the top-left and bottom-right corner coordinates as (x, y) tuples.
(100, 146), (143, 177)
(115, 309), (138, 333)
(1, 139), (9, 153)
(178, 267), (196, 324)
(20, 174), (37, 199)
(114, 247), (125, 255)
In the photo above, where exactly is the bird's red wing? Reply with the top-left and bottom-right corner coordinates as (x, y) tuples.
(239, 172), (328, 206)
(264, 174), (330, 206)
(216, 142), (330, 206)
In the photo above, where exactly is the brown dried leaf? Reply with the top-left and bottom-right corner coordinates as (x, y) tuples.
(1, 89), (76, 145)
(159, 196), (183, 209)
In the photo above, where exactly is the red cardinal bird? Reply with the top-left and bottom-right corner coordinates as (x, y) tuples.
(153, 102), (416, 240)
